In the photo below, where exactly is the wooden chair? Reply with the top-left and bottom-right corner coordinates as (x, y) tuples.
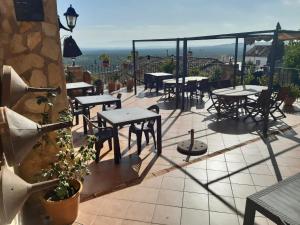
(83, 115), (113, 163)
(102, 93), (122, 111)
(198, 79), (210, 100)
(183, 80), (198, 99)
(269, 87), (289, 120)
(244, 90), (270, 122)
(128, 105), (159, 154)
(68, 97), (87, 125)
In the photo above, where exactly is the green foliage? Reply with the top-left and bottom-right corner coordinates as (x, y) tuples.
(66, 71), (75, 83)
(287, 85), (300, 98)
(99, 54), (110, 62)
(209, 67), (222, 81)
(189, 67), (201, 77)
(244, 63), (256, 85)
(160, 59), (175, 74)
(42, 111), (96, 201)
(283, 41), (300, 70)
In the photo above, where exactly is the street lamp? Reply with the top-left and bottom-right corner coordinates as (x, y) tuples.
(59, 4), (79, 32)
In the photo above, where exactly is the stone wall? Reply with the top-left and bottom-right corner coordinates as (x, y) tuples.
(0, 1), (68, 223)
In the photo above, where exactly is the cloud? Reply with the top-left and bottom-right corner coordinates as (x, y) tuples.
(281, 0), (300, 5)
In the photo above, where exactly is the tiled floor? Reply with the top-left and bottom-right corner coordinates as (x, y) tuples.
(72, 87), (300, 225)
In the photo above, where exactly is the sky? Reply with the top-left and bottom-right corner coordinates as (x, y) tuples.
(57, 0), (300, 49)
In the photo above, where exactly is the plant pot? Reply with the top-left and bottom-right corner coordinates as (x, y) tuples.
(42, 180), (82, 225)
(102, 61), (110, 67)
(126, 79), (134, 92)
(116, 82), (121, 90)
(284, 96), (296, 106)
(108, 81), (116, 93)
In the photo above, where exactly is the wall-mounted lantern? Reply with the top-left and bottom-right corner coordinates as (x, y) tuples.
(0, 107), (72, 166)
(0, 66), (60, 108)
(0, 167), (58, 224)
(59, 5), (79, 32)
(63, 36), (83, 66)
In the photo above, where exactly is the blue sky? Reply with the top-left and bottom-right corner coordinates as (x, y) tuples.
(57, 0), (300, 48)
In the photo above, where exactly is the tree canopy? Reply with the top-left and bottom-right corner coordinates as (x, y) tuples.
(283, 41), (300, 70)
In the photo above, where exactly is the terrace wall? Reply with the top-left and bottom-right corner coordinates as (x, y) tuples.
(0, 0), (68, 224)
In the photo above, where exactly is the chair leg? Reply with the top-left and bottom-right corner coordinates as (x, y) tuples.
(136, 132), (142, 155)
(128, 129), (132, 149)
(75, 114), (79, 125)
(95, 141), (103, 163)
(108, 139), (112, 150)
(150, 129), (157, 149)
(144, 131), (150, 145)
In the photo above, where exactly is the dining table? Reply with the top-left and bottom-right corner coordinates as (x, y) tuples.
(162, 76), (208, 85)
(144, 72), (174, 94)
(75, 95), (121, 134)
(97, 107), (162, 164)
(212, 85), (268, 118)
(66, 82), (94, 96)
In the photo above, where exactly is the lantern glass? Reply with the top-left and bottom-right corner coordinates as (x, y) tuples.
(64, 5), (79, 31)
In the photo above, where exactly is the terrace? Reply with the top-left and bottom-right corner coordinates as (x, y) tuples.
(1, 1), (300, 225)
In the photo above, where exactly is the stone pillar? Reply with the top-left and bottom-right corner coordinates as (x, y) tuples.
(0, 0), (68, 194)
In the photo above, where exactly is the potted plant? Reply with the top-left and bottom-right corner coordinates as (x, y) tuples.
(284, 85), (300, 106)
(41, 111), (96, 225)
(99, 54), (110, 67)
(122, 55), (132, 69)
(126, 78), (134, 92)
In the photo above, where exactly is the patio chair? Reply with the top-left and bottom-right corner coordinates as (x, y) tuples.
(183, 80), (198, 99)
(269, 87), (288, 120)
(68, 97), (89, 125)
(144, 75), (156, 93)
(83, 115), (113, 163)
(244, 90), (270, 122)
(163, 83), (176, 100)
(198, 79), (210, 100)
(128, 105), (159, 154)
(94, 79), (104, 95)
(102, 93), (122, 111)
(215, 95), (237, 117)
(207, 81), (220, 112)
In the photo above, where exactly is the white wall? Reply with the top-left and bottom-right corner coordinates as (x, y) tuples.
(245, 56), (268, 67)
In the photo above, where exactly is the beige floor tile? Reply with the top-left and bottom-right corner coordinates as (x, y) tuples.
(161, 176), (185, 191)
(209, 195), (236, 214)
(184, 179), (208, 194)
(208, 182), (233, 197)
(92, 215), (123, 225)
(231, 183), (257, 198)
(156, 189), (183, 207)
(152, 205), (181, 225)
(181, 208), (209, 225)
(98, 198), (131, 218)
(125, 202), (155, 222)
(210, 212), (239, 225)
(131, 187), (159, 204)
(183, 192), (209, 210)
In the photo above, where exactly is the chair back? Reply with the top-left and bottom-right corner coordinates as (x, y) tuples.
(68, 97), (75, 114)
(83, 115), (95, 135)
(198, 79), (209, 92)
(219, 80), (231, 88)
(94, 79), (104, 95)
(185, 80), (198, 92)
(117, 93), (122, 99)
(146, 105), (159, 128)
(257, 90), (270, 106)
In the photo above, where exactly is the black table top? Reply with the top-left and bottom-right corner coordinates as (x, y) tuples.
(98, 107), (160, 125)
(66, 82), (93, 90)
(75, 95), (120, 106)
(249, 172), (300, 225)
(212, 85), (267, 97)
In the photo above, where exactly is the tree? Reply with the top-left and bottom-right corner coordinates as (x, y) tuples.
(283, 41), (300, 84)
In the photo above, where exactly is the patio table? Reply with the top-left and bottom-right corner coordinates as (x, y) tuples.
(97, 107), (162, 164)
(243, 172), (300, 225)
(212, 85), (267, 118)
(144, 72), (174, 94)
(66, 82), (94, 96)
(163, 76), (208, 84)
(75, 95), (121, 134)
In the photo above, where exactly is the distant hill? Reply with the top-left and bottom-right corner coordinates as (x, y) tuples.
(64, 43), (253, 66)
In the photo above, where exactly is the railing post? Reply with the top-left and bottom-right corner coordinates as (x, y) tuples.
(182, 39), (188, 110)
(133, 40), (137, 95)
(176, 38), (180, 109)
(241, 40), (247, 85)
(234, 37), (239, 86)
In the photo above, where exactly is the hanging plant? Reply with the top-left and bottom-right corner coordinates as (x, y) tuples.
(99, 54), (110, 67)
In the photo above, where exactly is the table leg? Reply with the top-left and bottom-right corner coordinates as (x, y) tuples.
(83, 106), (88, 134)
(157, 116), (162, 155)
(156, 77), (159, 95)
(243, 199), (256, 225)
(113, 125), (121, 164)
(75, 100), (79, 125)
(117, 100), (122, 109)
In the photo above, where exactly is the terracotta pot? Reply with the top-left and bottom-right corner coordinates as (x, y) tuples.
(284, 96), (296, 106)
(42, 180), (82, 225)
(108, 81), (116, 93)
(102, 61), (110, 67)
(126, 79), (134, 92)
(116, 82), (121, 90)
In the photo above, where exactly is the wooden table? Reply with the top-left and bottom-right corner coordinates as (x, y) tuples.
(98, 107), (162, 164)
(144, 72), (174, 94)
(75, 95), (121, 134)
(163, 76), (208, 84)
(244, 172), (300, 225)
(66, 82), (94, 96)
(212, 85), (267, 118)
